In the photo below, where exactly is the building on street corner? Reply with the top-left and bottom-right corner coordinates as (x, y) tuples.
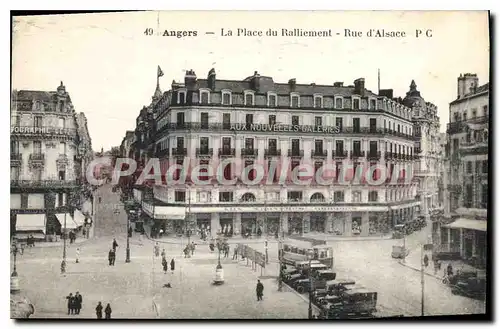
(434, 73), (489, 268)
(10, 82), (94, 241)
(120, 68), (436, 239)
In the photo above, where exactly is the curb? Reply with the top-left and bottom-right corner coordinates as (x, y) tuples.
(398, 261), (442, 280)
(142, 231), (393, 245)
(30, 236), (98, 249)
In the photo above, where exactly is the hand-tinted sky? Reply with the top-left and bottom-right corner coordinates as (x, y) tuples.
(12, 11), (489, 151)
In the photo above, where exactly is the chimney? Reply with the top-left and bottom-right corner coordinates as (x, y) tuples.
(207, 68), (216, 90)
(379, 89), (393, 99)
(288, 78), (296, 91)
(251, 71), (261, 91)
(354, 78), (365, 96)
(333, 82), (344, 87)
(184, 69), (197, 89)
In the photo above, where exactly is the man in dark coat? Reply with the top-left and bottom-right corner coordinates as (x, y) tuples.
(74, 292), (83, 314)
(112, 239), (118, 252)
(108, 249), (114, 266)
(104, 303), (112, 319)
(256, 280), (264, 301)
(95, 301), (103, 319)
(65, 293), (74, 315)
(170, 258), (175, 274)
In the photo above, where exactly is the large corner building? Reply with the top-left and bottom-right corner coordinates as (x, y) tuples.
(124, 68), (445, 238)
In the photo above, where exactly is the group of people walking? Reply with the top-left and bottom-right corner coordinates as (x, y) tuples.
(64, 292), (83, 315)
(108, 239), (118, 266)
(155, 243), (176, 274)
(95, 302), (112, 319)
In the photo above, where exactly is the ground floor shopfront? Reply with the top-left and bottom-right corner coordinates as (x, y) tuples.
(438, 219), (487, 269)
(140, 201), (419, 238)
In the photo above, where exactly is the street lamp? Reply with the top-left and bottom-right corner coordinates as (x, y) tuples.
(126, 211), (131, 263)
(61, 212), (67, 274)
(11, 241), (20, 293)
(213, 237), (224, 285)
(307, 249), (314, 319)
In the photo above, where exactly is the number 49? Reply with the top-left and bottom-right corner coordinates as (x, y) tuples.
(144, 28), (153, 36)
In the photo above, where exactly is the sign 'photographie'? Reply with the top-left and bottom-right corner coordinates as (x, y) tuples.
(10, 10), (489, 320)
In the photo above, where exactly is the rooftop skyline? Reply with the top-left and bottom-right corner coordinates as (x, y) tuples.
(12, 11), (489, 150)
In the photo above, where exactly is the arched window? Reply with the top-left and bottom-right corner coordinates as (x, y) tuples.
(241, 193), (256, 202)
(310, 192), (325, 203)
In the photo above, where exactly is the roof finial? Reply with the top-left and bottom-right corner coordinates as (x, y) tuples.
(410, 80), (417, 91)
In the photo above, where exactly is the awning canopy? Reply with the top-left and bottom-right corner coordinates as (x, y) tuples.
(443, 218), (487, 232)
(15, 214), (46, 234)
(73, 210), (86, 226)
(55, 213), (78, 230)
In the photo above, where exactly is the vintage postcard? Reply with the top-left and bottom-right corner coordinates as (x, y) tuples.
(10, 11), (490, 320)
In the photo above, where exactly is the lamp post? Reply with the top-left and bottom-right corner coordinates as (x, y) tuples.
(278, 203), (285, 292)
(213, 236), (224, 285)
(307, 250), (314, 319)
(61, 212), (67, 274)
(126, 211), (131, 263)
(11, 241), (20, 293)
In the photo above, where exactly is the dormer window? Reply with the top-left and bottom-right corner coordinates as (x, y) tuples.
(314, 95), (323, 108)
(335, 96), (344, 109)
(267, 92), (277, 107)
(290, 93), (300, 108)
(178, 90), (186, 104)
(369, 98), (377, 110)
(222, 90), (232, 105)
(244, 91), (255, 106)
(35, 101), (41, 111)
(352, 97), (360, 110)
(200, 90), (210, 104)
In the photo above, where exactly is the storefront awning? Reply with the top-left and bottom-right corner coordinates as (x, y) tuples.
(443, 218), (487, 232)
(73, 210), (86, 226)
(155, 206), (186, 220)
(15, 214), (46, 234)
(55, 213), (78, 230)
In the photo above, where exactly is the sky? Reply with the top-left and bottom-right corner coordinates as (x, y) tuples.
(11, 11), (490, 151)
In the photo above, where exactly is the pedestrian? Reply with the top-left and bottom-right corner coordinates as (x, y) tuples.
(170, 258), (175, 274)
(99, 196), (102, 203)
(191, 242), (196, 255)
(75, 292), (83, 315)
(447, 263), (453, 277)
(232, 245), (238, 260)
(161, 248), (166, 259)
(76, 247), (80, 264)
(256, 280), (264, 301)
(95, 301), (103, 319)
(108, 249), (114, 266)
(162, 257), (168, 274)
(225, 244), (230, 258)
(111, 249), (116, 266)
(154, 243), (160, 257)
(65, 293), (74, 315)
(104, 303), (112, 319)
(112, 238), (118, 252)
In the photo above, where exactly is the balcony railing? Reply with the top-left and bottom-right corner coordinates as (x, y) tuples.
(241, 148), (258, 157)
(367, 151), (381, 160)
(447, 116), (489, 135)
(264, 149), (281, 157)
(332, 150), (348, 158)
(287, 149), (304, 157)
(350, 151), (365, 159)
(172, 148), (187, 156)
(311, 149), (328, 158)
(11, 153), (22, 161)
(218, 148), (235, 157)
(11, 179), (77, 188)
(29, 153), (45, 161)
(196, 148), (213, 156)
